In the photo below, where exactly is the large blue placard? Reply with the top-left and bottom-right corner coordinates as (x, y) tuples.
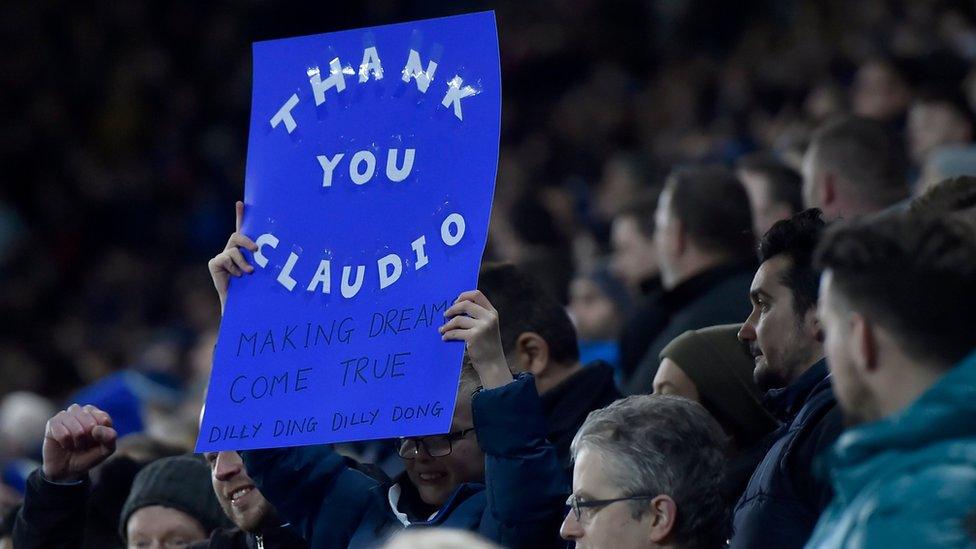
(197, 12), (500, 452)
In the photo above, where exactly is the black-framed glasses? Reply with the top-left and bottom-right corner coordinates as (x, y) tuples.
(565, 493), (656, 522)
(398, 427), (476, 459)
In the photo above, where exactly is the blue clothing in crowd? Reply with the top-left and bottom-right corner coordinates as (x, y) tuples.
(806, 349), (976, 548)
(242, 374), (568, 549)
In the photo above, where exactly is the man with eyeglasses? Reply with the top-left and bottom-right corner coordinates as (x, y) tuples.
(560, 395), (729, 548)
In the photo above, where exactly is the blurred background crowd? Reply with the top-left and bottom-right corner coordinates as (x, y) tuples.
(2, 0), (976, 518)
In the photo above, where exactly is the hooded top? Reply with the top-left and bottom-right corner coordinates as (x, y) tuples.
(806, 349), (976, 548)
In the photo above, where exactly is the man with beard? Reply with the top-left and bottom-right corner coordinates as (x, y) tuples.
(729, 209), (843, 549)
(807, 212), (976, 548)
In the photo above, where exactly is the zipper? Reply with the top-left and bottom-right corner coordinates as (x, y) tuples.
(256, 533), (264, 549)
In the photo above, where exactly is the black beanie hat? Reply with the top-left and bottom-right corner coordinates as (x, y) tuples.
(119, 455), (227, 540)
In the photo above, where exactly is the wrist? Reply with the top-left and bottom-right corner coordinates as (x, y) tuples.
(41, 466), (85, 484)
(476, 359), (513, 390)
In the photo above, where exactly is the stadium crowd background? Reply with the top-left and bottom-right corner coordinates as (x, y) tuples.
(1, 0), (976, 521)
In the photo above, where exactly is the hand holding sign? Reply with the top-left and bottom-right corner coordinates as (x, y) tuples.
(197, 12), (500, 452)
(208, 201), (258, 313)
(440, 290), (513, 390)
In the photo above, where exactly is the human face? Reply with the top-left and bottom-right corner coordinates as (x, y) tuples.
(569, 278), (620, 340)
(739, 255), (821, 392)
(126, 505), (207, 548)
(403, 392), (484, 506)
(205, 450), (274, 533)
(560, 448), (654, 549)
(818, 271), (879, 425)
(652, 358), (701, 403)
(653, 188), (679, 289)
(610, 216), (658, 291)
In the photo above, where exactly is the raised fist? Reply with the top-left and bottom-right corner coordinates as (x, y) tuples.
(42, 404), (118, 482)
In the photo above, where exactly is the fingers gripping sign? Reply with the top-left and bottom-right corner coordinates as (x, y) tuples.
(208, 200), (259, 313)
(439, 290), (513, 389)
(42, 404), (118, 482)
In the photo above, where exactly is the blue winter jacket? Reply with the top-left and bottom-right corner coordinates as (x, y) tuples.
(805, 349), (976, 548)
(242, 374), (568, 548)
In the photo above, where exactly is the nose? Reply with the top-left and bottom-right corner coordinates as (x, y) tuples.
(738, 314), (757, 343)
(560, 509), (583, 540)
(214, 450), (244, 481)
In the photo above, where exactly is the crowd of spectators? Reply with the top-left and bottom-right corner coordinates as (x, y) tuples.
(2, 1), (976, 548)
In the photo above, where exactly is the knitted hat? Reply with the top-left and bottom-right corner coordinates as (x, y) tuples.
(660, 324), (778, 448)
(119, 455), (227, 540)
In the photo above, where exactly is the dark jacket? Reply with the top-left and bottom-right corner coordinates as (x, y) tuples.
(242, 374), (568, 549)
(618, 277), (666, 381)
(541, 361), (621, 472)
(624, 262), (754, 395)
(189, 524), (307, 549)
(807, 349), (976, 548)
(13, 467), (303, 549)
(729, 359), (843, 549)
(13, 469), (91, 549)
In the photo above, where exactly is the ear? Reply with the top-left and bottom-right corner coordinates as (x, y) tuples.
(673, 218), (687, 256)
(514, 332), (550, 376)
(821, 172), (836, 208)
(803, 305), (823, 344)
(850, 312), (879, 374)
(647, 495), (678, 544)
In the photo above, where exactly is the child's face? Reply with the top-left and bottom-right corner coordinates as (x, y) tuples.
(403, 391), (485, 507)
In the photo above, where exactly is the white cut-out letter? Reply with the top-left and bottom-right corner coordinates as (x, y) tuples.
(441, 76), (478, 121)
(377, 253), (403, 289)
(317, 153), (345, 187)
(350, 151), (376, 185)
(306, 259), (332, 294)
(401, 49), (438, 93)
(254, 233), (280, 267)
(440, 213), (466, 246)
(341, 265), (366, 298)
(411, 235), (429, 269)
(385, 149), (415, 182)
(277, 252), (300, 291)
(310, 58), (347, 106)
(358, 46), (384, 82)
(270, 94), (299, 133)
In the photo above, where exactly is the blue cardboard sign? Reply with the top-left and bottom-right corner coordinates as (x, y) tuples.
(197, 12), (500, 452)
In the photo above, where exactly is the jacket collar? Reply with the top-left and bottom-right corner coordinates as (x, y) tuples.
(659, 260), (755, 312)
(763, 358), (830, 422)
(824, 348), (976, 501)
(386, 472), (483, 526)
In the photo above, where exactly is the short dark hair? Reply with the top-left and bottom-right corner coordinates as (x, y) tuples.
(815, 212), (976, 367)
(478, 263), (580, 365)
(665, 166), (755, 259)
(572, 395), (729, 548)
(737, 153), (804, 214)
(808, 116), (910, 208)
(758, 208), (827, 316)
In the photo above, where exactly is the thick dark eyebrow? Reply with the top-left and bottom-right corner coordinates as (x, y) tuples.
(750, 288), (773, 304)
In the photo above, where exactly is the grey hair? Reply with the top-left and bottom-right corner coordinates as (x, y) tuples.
(571, 395), (730, 548)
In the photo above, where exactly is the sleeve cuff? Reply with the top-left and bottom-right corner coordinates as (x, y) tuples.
(472, 373), (550, 456)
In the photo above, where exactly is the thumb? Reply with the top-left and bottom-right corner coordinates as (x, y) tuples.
(91, 425), (118, 451)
